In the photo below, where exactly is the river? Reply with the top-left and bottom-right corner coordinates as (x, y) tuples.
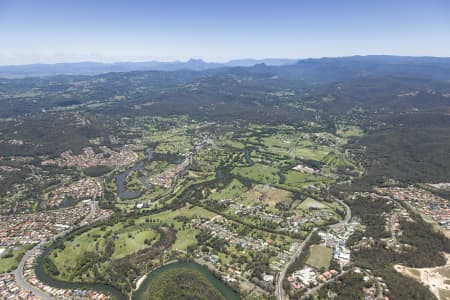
(35, 241), (126, 300)
(244, 148), (254, 166)
(115, 148), (153, 200)
(132, 261), (240, 300)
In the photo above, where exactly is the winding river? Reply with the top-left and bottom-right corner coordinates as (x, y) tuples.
(244, 148), (254, 166)
(35, 148), (240, 300)
(35, 242), (126, 300)
(132, 262), (240, 300)
(115, 149), (153, 200)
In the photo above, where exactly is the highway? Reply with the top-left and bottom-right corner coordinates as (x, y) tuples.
(275, 196), (351, 300)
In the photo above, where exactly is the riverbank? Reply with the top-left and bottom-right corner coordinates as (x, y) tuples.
(134, 260), (178, 291)
(34, 232), (126, 300)
(132, 261), (240, 300)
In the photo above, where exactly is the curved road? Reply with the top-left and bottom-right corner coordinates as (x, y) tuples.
(275, 197), (351, 300)
(12, 200), (98, 300)
(329, 197), (351, 229)
(275, 228), (317, 300)
(13, 242), (53, 300)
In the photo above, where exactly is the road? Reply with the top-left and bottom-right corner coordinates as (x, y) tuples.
(275, 228), (317, 300)
(13, 242), (53, 300)
(12, 200), (99, 300)
(329, 196), (351, 229)
(275, 197), (351, 300)
(86, 190), (98, 222)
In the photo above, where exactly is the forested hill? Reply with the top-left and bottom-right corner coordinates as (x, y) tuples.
(283, 55), (450, 83)
(1, 55), (450, 185)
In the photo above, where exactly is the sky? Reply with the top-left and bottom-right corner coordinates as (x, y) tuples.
(0, 0), (449, 65)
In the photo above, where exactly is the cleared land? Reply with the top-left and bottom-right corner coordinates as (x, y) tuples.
(305, 244), (332, 270)
(299, 198), (328, 210)
(244, 184), (294, 207)
(395, 253), (450, 300)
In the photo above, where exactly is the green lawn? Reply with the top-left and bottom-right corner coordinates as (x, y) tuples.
(151, 127), (194, 154)
(232, 163), (279, 184)
(294, 146), (330, 161)
(336, 125), (364, 138)
(283, 170), (331, 188)
(221, 139), (246, 149)
(146, 205), (217, 251)
(49, 205), (216, 282)
(210, 179), (246, 201)
(0, 247), (26, 273)
(112, 229), (157, 259)
(298, 198), (328, 209)
(305, 245), (332, 270)
(322, 151), (357, 169)
(173, 227), (199, 251)
(50, 218), (159, 280)
(261, 134), (294, 154)
(149, 205), (216, 225)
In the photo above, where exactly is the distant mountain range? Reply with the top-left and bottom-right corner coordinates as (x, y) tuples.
(1, 55), (450, 81)
(0, 58), (298, 78)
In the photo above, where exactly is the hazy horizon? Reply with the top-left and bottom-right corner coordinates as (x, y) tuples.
(3, 54), (450, 67)
(1, 0), (449, 65)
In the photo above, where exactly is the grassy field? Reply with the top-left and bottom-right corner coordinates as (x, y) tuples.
(232, 163), (279, 184)
(112, 230), (158, 259)
(305, 244), (332, 270)
(298, 198), (328, 209)
(294, 145), (330, 161)
(150, 205), (216, 224)
(48, 206), (215, 282)
(172, 227), (198, 250)
(336, 125), (364, 138)
(322, 151), (356, 169)
(221, 139), (246, 150)
(150, 126), (195, 154)
(282, 170), (332, 188)
(49, 206), (215, 281)
(261, 134), (296, 154)
(143, 205), (217, 251)
(0, 247), (27, 273)
(50, 219), (159, 281)
(244, 184), (294, 207)
(209, 179), (246, 201)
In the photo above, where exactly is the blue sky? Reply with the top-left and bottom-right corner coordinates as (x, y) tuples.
(0, 0), (449, 64)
